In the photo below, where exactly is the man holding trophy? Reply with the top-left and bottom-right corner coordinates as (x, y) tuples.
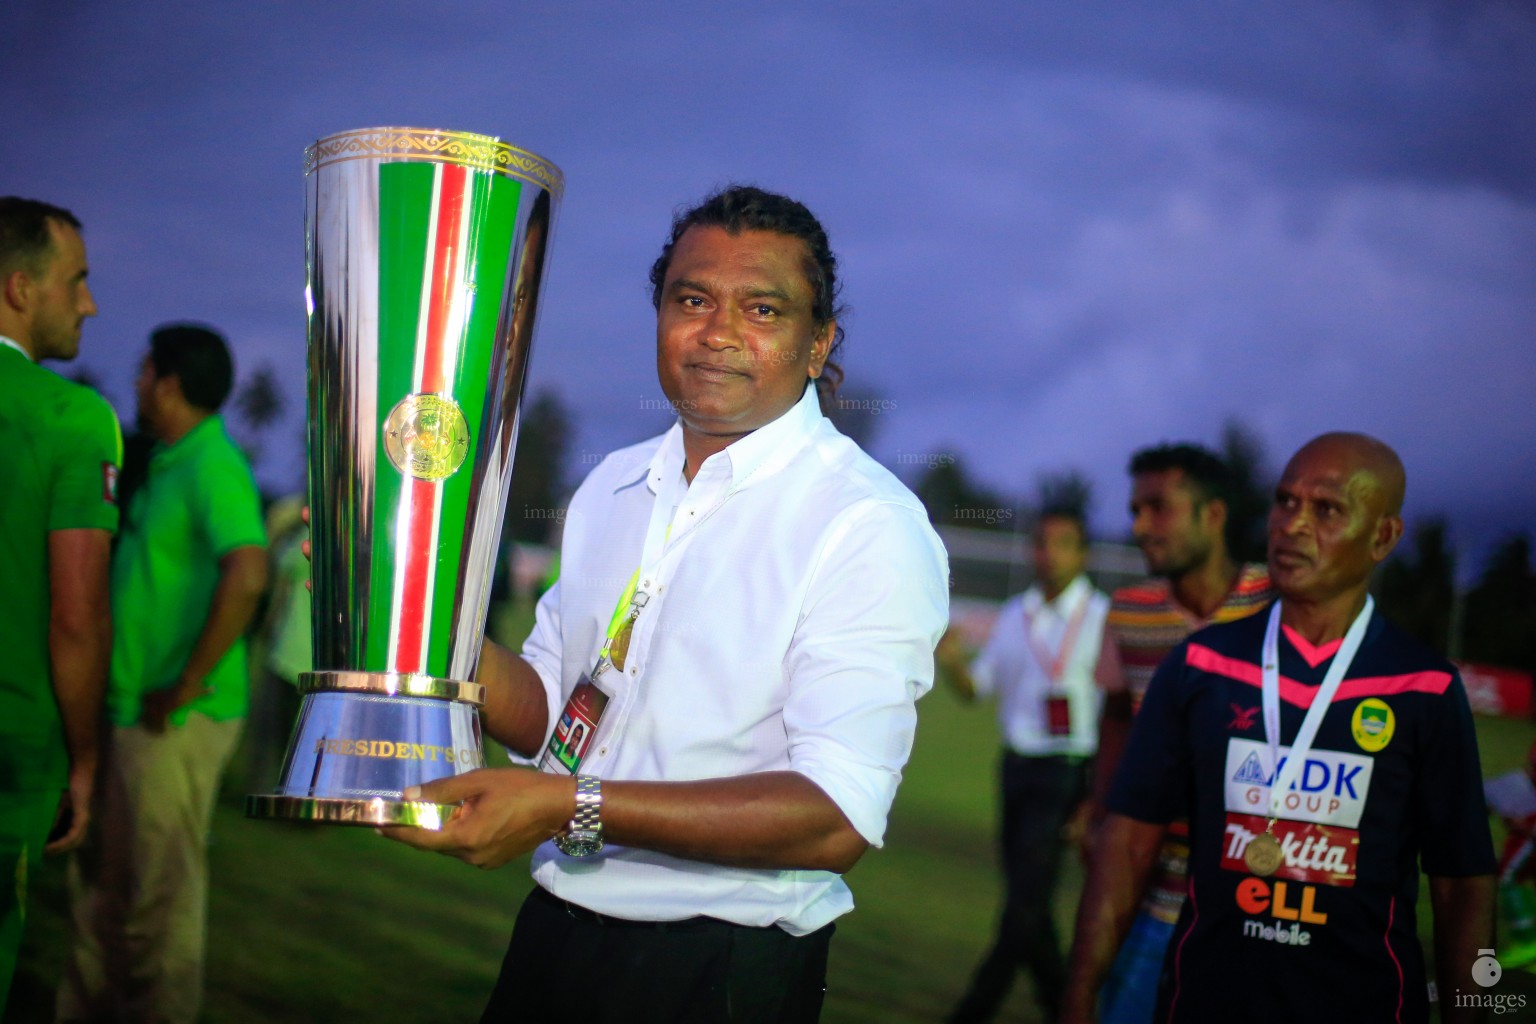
(386, 184), (950, 1020)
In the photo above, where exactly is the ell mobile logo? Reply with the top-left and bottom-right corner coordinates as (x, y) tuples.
(1451, 949), (1528, 1015)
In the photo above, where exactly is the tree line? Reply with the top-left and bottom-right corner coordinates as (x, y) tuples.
(88, 366), (1533, 679)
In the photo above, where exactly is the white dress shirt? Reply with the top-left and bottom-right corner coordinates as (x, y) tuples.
(970, 575), (1109, 758)
(521, 385), (950, 935)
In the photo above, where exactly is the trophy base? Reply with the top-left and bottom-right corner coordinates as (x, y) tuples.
(247, 670), (486, 832)
(246, 794), (457, 830)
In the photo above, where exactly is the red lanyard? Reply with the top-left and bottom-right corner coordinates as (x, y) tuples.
(1024, 589), (1088, 683)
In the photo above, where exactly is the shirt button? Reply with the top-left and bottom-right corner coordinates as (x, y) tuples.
(599, 747), (607, 756)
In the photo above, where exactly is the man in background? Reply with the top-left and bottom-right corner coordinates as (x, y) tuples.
(1091, 444), (1272, 1024)
(245, 494), (310, 794)
(0, 197), (119, 1014)
(59, 324), (267, 1024)
(944, 507), (1110, 1023)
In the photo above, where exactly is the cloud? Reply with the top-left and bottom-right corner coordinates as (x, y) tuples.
(3, 0), (1529, 564)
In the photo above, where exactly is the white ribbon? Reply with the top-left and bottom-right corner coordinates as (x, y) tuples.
(1260, 596), (1374, 822)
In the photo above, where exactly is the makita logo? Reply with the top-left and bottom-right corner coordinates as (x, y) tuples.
(1224, 739), (1373, 828)
(1221, 813), (1359, 886)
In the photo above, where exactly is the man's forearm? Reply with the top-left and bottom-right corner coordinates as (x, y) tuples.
(464, 647), (868, 872)
(1061, 813), (1165, 1022)
(392, 764), (869, 873)
(47, 528), (113, 776)
(934, 631), (977, 701)
(176, 545), (267, 691)
(1431, 873), (1496, 1024)
(50, 609), (110, 777)
(475, 639), (554, 757)
(604, 771), (868, 872)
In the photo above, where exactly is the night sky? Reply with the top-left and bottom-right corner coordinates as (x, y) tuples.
(7, 0), (1533, 578)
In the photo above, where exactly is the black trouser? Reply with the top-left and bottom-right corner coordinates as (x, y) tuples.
(950, 752), (1090, 1024)
(482, 885), (834, 1024)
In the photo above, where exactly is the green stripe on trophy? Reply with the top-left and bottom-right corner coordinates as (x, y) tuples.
(367, 160), (435, 670)
(425, 173), (521, 675)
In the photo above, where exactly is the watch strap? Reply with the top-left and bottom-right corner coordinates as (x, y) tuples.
(569, 774), (602, 835)
(554, 774), (603, 856)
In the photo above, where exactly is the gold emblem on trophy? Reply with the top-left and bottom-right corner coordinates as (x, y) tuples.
(383, 393), (470, 480)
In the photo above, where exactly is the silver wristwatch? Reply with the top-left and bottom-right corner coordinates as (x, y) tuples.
(553, 774), (603, 857)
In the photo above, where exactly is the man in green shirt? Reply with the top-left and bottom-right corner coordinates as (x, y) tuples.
(0, 197), (119, 1016)
(59, 324), (267, 1024)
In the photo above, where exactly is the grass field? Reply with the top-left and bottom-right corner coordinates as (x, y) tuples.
(11, 605), (1536, 1022)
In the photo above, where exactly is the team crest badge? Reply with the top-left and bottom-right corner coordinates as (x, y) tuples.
(383, 393), (470, 481)
(1351, 698), (1394, 753)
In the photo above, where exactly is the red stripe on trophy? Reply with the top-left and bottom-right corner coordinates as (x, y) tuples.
(393, 163), (469, 673)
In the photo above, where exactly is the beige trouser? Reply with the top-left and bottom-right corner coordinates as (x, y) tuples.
(57, 714), (242, 1024)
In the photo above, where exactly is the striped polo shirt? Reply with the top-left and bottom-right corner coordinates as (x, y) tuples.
(1106, 563), (1274, 707)
(1103, 563), (1274, 923)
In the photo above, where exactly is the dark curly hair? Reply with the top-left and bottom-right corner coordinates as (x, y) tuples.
(649, 185), (847, 406)
(149, 322), (234, 413)
(1128, 443), (1235, 510)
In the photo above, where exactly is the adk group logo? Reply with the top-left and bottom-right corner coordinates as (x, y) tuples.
(1452, 949), (1528, 1016)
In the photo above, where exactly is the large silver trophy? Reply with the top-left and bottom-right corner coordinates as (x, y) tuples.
(247, 127), (560, 828)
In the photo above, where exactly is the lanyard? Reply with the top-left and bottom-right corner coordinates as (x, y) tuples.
(592, 520), (675, 681)
(1259, 596), (1373, 821)
(548, 443), (777, 777)
(591, 567), (643, 679)
(1024, 585), (1089, 683)
(541, 531), (665, 777)
(541, 449), (764, 778)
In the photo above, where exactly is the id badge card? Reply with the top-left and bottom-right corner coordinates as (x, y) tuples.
(540, 676), (609, 776)
(1044, 694), (1072, 737)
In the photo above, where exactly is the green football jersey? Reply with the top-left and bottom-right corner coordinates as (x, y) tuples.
(0, 343), (122, 791)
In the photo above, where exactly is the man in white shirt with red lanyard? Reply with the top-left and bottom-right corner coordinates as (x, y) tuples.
(385, 185), (950, 1023)
(943, 508), (1110, 1023)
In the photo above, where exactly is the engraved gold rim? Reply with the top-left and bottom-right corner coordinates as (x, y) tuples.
(304, 126), (564, 196)
(245, 794), (456, 830)
(299, 670), (485, 706)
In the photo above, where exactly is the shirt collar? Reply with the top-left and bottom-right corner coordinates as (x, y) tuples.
(646, 383), (823, 496)
(1026, 573), (1090, 616)
(0, 335), (33, 362)
(151, 414), (224, 464)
